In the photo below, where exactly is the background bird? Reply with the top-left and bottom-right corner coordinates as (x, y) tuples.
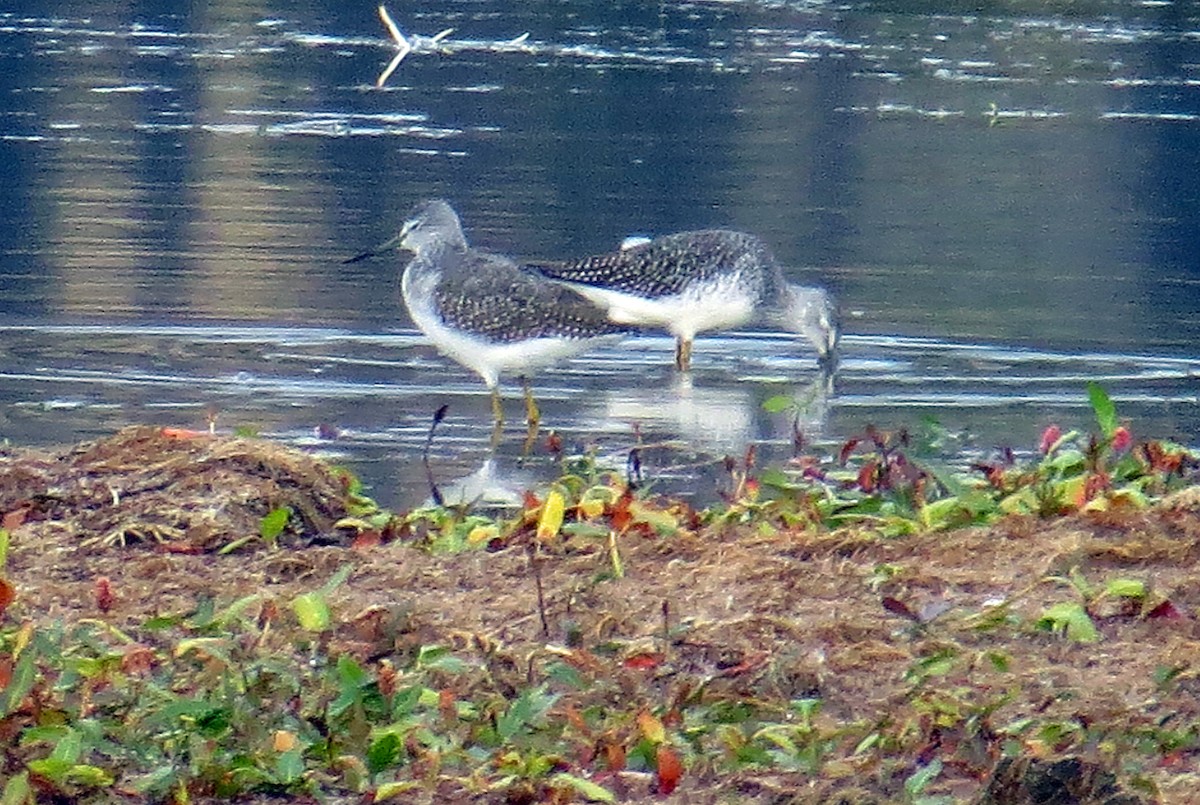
(529, 229), (840, 371)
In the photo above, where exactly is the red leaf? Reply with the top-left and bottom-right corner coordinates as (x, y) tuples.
(714, 651), (769, 678)
(1081, 473), (1110, 504)
(838, 438), (860, 465)
(1111, 426), (1132, 452)
(95, 577), (115, 613)
(603, 738), (626, 771)
(522, 491), (541, 511)
(438, 689), (457, 722)
(0, 578), (14, 618)
(1039, 424), (1062, 455)
(120, 644), (156, 675)
(351, 530), (382, 550)
(160, 427), (207, 439)
(857, 459), (879, 493)
(882, 596), (918, 621)
(742, 444), (757, 471)
(610, 488), (634, 532)
(154, 543), (203, 555)
(972, 462), (1006, 489)
(1143, 441), (1183, 474)
(622, 652), (665, 671)
(562, 704), (589, 734)
(1160, 750), (1189, 770)
(1147, 600), (1186, 620)
(655, 745), (683, 795)
(2, 507), (29, 531)
(377, 659), (398, 699)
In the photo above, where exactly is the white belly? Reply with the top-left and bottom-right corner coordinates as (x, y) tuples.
(566, 274), (757, 341)
(403, 272), (610, 388)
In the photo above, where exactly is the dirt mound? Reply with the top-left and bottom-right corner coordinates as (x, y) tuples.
(0, 426), (355, 553)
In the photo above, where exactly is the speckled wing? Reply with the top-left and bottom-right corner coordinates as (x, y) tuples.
(432, 251), (631, 344)
(532, 230), (774, 299)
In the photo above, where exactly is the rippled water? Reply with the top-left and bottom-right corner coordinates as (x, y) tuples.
(1, 1), (1198, 508)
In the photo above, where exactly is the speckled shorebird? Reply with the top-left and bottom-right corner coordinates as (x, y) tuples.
(530, 230), (840, 371)
(344, 199), (630, 432)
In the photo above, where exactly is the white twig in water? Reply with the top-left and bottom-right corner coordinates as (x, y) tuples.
(378, 3), (405, 44)
(373, 4), (528, 87)
(376, 4), (410, 87)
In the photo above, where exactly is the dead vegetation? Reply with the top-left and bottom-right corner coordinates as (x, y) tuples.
(1, 427), (1200, 802)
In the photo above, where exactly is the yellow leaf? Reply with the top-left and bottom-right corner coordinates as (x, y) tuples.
(468, 525), (499, 545)
(629, 502), (678, 534)
(273, 730), (298, 752)
(636, 710), (666, 744)
(579, 498), (605, 519)
(13, 622), (32, 659)
(537, 491), (565, 543)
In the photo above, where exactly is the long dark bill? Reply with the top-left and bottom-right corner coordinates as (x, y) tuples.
(342, 229), (407, 264)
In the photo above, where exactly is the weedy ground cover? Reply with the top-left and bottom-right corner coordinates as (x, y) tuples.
(0, 384), (1197, 803)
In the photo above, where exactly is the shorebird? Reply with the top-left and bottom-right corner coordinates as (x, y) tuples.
(344, 199), (630, 436)
(529, 230), (840, 371)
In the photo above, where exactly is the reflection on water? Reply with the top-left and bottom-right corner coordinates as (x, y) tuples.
(0, 1), (1198, 507)
(0, 324), (1195, 509)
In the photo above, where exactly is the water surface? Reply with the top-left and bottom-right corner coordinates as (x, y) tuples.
(1, 1), (1197, 508)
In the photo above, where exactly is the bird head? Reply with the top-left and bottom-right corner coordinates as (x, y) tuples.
(343, 199), (466, 263)
(781, 284), (840, 363)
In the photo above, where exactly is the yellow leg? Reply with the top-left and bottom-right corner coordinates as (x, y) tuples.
(489, 387), (504, 448)
(490, 386), (505, 425)
(675, 338), (693, 372)
(522, 377), (541, 428)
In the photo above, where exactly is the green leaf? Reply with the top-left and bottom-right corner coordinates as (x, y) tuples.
(1087, 381), (1117, 438)
(27, 758), (72, 784)
(274, 748), (305, 785)
(545, 661), (586, 689)
(0, 529), (9, 571)
(414, 644), (467, 673)
(904, 649), (957, 682)
(50, 728), (83, 764)
(375, 781), (422, 801)
(64, 765), (114, 787)
(762, 394), (794, 414)
(1, 771), (31, 805)
(292, 592), (331, 632)
(905, 758), (943, 795)
(550, 772), (616, 802)
(174, 637), (233, 666)
(260, 506), (291, 543)
(337, 653), (367, 688)
(1105, 578), (1146, 599)
(497, 685), (559, 741)
(318, 564), (354, 596)
(853, 733), (881, 755)
(127, 766), (177, 797)
(367, 732), (402, 775)
(0, 645), (36, 718)
(1038, 602), (1100, 643)
(920, 497), (963, 531)
(758, 468), (798, 491)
